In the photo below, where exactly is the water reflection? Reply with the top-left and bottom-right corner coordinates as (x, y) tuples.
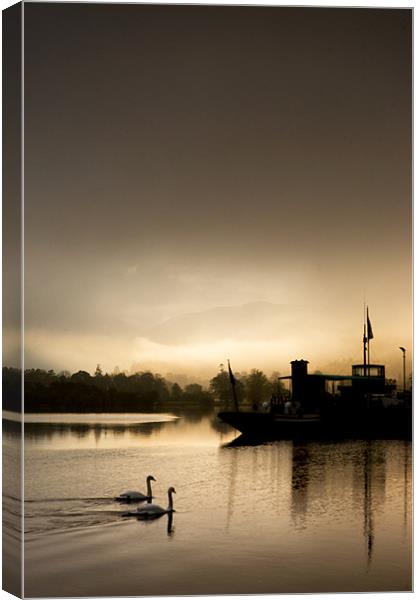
(225, 446), (238, 532)
(220, 435), (411, 578)
(142, 511), (175, 538)
(2, 416), (22, 598)
(167, 511), (174, 537)
(403, 439), (409, 530)
(363, 441), (375, 566)
(22, 420), (169, 440)
(2, 409), (235, 449)
(291, 443), (310, 530)
(6, 412), (411, 595)
(125, 510), (175, 537)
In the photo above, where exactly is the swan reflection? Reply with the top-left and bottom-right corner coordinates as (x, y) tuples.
(127, 506), (175, 537)
(166, 511), (175, 537)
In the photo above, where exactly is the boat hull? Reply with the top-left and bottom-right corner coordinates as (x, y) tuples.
(218, 409), (412, 440)
(218, 411), (322, 440)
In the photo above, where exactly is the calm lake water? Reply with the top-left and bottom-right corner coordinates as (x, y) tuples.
(3, 410), (412, 596)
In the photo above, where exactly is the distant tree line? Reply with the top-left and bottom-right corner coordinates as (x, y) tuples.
(2, 366), (212, 413)
(2, 364), (287, 413)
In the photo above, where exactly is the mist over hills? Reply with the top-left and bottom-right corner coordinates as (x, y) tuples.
(129, 301), (355, 376)
(20, 301), (410, 383)
(144, 302), (314, 345)
(128, 301), (408, 382)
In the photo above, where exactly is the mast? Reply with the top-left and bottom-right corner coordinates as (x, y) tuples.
(363, 304), (373, 376)
(363, 304), (367, 376)
(228, 360), (239, 412)
(367, 306), (373, 373)
(363, 323), (367, 376)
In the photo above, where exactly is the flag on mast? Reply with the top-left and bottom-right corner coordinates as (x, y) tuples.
(367, 307), (374, 340)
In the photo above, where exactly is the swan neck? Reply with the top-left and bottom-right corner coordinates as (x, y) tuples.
(147, 479), (152, 497)
(168, 490), (174, 511)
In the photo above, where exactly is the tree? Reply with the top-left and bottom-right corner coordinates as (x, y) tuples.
(182, 383), (212, 404)
(210, 366), (245, 406)
(170, 382), (183, 401)
(184, 383), (203, 395)
(269, 371), (287, 397)
(209, 369), (232, 402)
(71, 370), (92, 385)
(244, 369), (271, 405)
(58, 370), (71, 378)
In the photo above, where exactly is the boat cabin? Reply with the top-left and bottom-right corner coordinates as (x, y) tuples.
(286, 359), (394, 412)
(352, 364), (385, 378)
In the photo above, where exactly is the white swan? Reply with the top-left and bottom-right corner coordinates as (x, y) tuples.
(116, 475), (155, 502)
(136, 486), (176, 519)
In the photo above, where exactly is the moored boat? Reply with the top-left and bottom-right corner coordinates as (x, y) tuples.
(218, 310), (411, 440)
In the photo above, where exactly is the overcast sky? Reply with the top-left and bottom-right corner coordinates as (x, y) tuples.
(16, 4), (412, 380)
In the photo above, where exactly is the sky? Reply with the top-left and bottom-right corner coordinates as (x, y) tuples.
(11, 4), (412, 382)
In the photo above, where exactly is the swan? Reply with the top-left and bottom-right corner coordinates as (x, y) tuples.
(136, 486), (176, 519)
(115, 475), (155, 502)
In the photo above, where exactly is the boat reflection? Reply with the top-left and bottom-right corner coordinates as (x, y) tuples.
(291, 443), (310, 530)
(221, 436), (411, 572)
(222, 434), (268, 447)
